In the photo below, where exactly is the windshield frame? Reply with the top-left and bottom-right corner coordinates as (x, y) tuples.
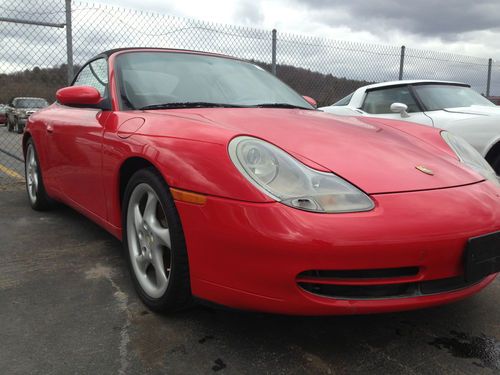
(114, 50), (314, 112)
(410, 82), (494, 112)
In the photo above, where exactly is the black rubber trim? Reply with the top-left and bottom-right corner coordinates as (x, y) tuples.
(299, 276), (483, 300)
(298, 267), (419, 280)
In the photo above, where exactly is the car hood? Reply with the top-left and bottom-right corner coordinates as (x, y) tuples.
(145, 108), (482, 194)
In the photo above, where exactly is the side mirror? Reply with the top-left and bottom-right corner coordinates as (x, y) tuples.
(303, 95), (317, 108)
(56, 85), (103, 107)
(390, 102), (409, 118)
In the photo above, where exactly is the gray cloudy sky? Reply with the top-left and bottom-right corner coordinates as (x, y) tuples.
(1, 0), (499, 94)
(97, 0), (500, 58)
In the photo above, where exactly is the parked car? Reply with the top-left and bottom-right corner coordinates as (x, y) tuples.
(0, 104), (6, 126)
(24, 49), (500, 315)
(320, 80), (500, 174)
(6, 97), (49, 134)
(487, 96), (500, 105)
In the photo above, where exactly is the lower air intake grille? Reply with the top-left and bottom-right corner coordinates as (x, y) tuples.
(298, 267), (419, 280)
(298, 276), (481, 300)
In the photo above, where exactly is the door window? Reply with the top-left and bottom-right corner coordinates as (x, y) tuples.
(361, 86), (419, 114)
(73, 58), (108, 96)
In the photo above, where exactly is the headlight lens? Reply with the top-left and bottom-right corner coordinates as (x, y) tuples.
(441, 131), (499, 186)
(229, 136), (375, 213)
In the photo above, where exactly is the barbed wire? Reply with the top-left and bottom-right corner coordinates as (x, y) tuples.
(0, 4), (65, 16)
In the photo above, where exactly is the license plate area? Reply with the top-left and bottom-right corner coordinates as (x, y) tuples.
(464, 231), (500, 283)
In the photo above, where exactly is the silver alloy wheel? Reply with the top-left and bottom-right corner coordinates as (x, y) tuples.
(26, 144), (38, 205)
(127, 183), (172, 299)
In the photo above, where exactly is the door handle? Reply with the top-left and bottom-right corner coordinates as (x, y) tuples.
(47, 124), (54, 133)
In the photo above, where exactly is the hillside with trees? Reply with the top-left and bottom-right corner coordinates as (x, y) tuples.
(0, 65), (70, 104)
(0, 62), (370, 107)
(258, 62), (372, 106)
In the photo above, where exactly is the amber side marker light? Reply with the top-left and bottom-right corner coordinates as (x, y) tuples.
(170, 188), (207, 205)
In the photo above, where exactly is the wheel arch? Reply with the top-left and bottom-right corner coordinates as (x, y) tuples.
(485, 140), (500, 164)
(22, 131), (32, 158)
(118, 156), (170, 210)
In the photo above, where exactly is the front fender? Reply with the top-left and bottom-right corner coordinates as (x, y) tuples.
(442, 116), (500, 156)
(103, 132), (272, 231)
(141, 135), (271, 203)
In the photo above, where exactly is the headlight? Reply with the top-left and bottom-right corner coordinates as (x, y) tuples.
(228, 136), (375, 213)
(441, 131), (499, 186)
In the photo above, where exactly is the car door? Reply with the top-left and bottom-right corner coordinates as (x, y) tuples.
(420, 108), (499, 156)
(359, 86), (433, 126)
(48, 58), (111, 219)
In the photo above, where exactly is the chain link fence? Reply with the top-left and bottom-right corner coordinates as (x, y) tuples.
(0, 0), (498, 187)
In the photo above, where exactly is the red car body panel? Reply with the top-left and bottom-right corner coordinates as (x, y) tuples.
(137, 108), (483, 194)
(23, 48), (500, 315)
(177, 181), (499, 314)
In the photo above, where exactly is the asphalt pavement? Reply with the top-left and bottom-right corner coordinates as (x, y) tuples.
(1, 187), (499, 374)
(0, 124), (25, 186)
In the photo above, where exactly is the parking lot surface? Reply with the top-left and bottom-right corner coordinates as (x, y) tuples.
(0, 125), (24, 185)
(1, 188), (499, 375)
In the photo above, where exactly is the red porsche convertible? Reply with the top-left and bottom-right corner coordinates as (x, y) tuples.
(23, 48), (500, 315)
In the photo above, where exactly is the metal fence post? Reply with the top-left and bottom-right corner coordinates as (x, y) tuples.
(398, 45), (405, 80)
(486, 58), (492, 97)
(271, 29), (277, 76)
(65, 0), (74, 84)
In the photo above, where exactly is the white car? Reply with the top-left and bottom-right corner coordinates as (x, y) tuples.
(320, 80), (500, 174)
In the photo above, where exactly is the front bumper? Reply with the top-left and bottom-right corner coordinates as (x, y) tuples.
(175, 181), (500, 315)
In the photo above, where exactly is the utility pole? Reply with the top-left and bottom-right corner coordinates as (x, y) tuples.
(398, 45), (405, 80)
(65, 0), (74, 84)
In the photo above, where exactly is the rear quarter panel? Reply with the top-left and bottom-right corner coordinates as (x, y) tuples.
(24, 105), (59, 196)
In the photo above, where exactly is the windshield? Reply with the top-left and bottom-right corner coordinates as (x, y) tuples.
(116, 51), (313, 110)
(333, 93), (353, 106)
(413, 84), (494, 111)
(14, 98), (48, 108)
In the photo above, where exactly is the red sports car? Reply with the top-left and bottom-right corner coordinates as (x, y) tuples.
(23, 48), (500, 315)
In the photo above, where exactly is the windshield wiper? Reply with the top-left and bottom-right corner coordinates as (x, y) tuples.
(251, 103), (313, 110)
(140, 102), (245, 110)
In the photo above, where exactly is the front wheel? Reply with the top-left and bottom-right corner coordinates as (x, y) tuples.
(492, 154), (500, 176)
(122, 168), (192, 312)
(25, 139), (52, 210)
(15, 118), (23, 134)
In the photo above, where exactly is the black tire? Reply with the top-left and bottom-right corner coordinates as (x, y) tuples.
(25, 139), (52, 211)
(15, 119), (23, 134)
(7, 117), (12, 132)
(122, 168), (192, 312)
(492, 153), (500, 176)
